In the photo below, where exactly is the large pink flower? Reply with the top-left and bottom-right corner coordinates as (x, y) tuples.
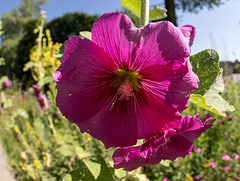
(54, 12), (199, 148)
(113, 114), (215, 171)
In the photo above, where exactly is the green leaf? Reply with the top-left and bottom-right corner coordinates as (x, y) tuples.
(56, 144), (75, 157)
(63, 158), (114, 181)
(75, 146), (93, 160)
(190, 49), (221, 95)
(149, 6), (167, 20)
(54, 43), (65, 62)
(190, 71), (235, 117)
(79, 31), (92, 41)
(160, 159), (171, 167)
(23, 61), (34, 72)
(120, 0), (141, 18)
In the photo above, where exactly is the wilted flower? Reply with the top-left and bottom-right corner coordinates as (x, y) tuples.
(222, 154), (230, 160)
(54, 12), (198, 148)
(194, 148), (201, 153)
(224, 166), (230, 171)
(112, 114), (214, 171)
(209, 161), (216, 168)
(220, 119), (225, 125)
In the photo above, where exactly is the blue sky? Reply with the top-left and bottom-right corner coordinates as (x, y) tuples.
(1, 0), (240, 61)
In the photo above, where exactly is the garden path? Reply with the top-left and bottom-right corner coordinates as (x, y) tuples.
(0, 142), (16, 181)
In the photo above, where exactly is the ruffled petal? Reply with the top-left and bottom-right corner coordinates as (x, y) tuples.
(113, 114), (215, 171)
(55, 36), (138, 148)
(131, 21), (191, 71)
(179, 25), (196, 47)
(92, 12), (141, 67)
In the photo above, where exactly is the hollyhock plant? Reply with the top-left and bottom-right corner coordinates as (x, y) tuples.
(54, 12), (199, 148)
(234, 153), (239, 161)
(4, 77), (11, 88)
(112, 114), (215, 171)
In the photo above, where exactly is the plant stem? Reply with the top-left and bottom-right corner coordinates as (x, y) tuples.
(140, 0), (149, 27)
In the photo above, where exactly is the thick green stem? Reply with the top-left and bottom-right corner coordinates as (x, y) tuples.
(38, 19), (44, 86)
(140, 0), (149, 27)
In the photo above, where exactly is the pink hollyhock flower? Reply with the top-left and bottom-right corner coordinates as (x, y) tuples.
(209, 161), (216, 168)
(38, 95), (49, 109)
(222, 154), (230, 160)
(53, 12), (199, 148)
(32, 85), (49, 109)
(112, 114), (214, 171)
(194, 148), (201, 153)
(228, 115), (233, 120)
(234, 153), (239, 161)
(224, 166), (230, 171)
(233, 142), (237, 146)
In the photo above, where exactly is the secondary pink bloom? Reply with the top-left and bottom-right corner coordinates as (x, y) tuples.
(228, 115), (233, 120)
(222, 154), (230, 160)
(234, 153), (239, 161)
(54, 12), (198, 148)
(224, 166), (230, 171)
(112, 114), (214, 171)
(194, 148), (201, 153)
(209, 161), (216, 168)
(233, 142), (237, 146)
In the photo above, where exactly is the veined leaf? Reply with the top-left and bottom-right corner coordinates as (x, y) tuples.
(190, 71), (235, 117)
(54, 43), (65, 62)
(120, 0), (141, 18)
(190, 49), (221, 95)
(63, 158), (114, 181)
(149, 6), (167, 20)
(79, 31), (92, 41)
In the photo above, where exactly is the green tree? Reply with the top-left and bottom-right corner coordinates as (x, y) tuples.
(45, 12), (99, 43)
(162, 0), (224, 25)
(1, 0), (47, 79)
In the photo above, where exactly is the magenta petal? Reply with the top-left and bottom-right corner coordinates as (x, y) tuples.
(179, 25), (196, 47)
(92, 12), (140, 67)
(55, 36), (138, 148)
(140, 60), (199, 114)
(132, 21), (191, 71)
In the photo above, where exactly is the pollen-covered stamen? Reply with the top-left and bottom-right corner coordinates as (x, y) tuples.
(114, 69), (141, 101)
(118, 81), (134, 100)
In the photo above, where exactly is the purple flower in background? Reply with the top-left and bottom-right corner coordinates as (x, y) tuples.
(228, 115), (233, 120)
(163, 178), (169, 181)
(234, 153), (239, 161)
(222, 154), (230, 160)
(32, 85), (49, 109)
(224, 166), (230, 171)
(194, 148), (201, 153)
(112, 114), (214, 171)
(209, 161), (216, 168)
(2, 77), (11, 89)
(54, 12), (199, 148)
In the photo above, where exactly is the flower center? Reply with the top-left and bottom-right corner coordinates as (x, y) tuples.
(115, 69), (141, 100)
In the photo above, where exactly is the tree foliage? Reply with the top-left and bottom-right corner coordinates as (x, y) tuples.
(163, 0), (224, 25)
(45, 12), (99, 43)
(1, 0), (47, 79)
